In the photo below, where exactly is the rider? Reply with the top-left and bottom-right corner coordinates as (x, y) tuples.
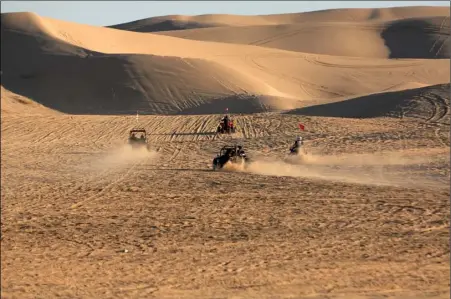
(223, 115), (230, 130)
(237, 145), (246, 157)
(224, 148), (233, 157)
(290, 136), (303, 153)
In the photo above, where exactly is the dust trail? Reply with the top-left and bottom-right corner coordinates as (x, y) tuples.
(222, 159), (247, 172)
(284, 148), (450, 166)
(77, 145), (159, 174)
(243, 150), (449, 190)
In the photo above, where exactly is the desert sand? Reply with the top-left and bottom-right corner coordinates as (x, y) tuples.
(1, 6), (450, 299)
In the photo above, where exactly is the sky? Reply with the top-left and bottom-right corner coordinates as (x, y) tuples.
(1, 1), (449, 26)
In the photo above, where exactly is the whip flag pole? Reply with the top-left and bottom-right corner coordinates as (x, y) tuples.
(136, 110), (139, 125)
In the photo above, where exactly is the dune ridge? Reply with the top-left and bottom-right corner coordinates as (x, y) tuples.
(0, 86), (57, 116)
(1, 7), (450, 115)
(285, 83), (450, 123)
(155, 15), (450, 58)
(108, 6), (450, 32)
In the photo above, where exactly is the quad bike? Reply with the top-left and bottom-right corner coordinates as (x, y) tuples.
(128, 127), (151, 151)
(284, 144), (310, 165)
(289, 144), (308, 156)
(290, 146), (302, 155)
(216, 117), (236, 134)
(212, 145), (250, 170)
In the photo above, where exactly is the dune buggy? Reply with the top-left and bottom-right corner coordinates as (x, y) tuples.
(212, 144), (250, 170)
(128, 127), (151, 151)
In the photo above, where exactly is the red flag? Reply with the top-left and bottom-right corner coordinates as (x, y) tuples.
(298, 123), (305, 131)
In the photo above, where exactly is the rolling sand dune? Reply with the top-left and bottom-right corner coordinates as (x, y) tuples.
(1, 10), (450, 114)
(286, 83), (451, 122)
(110, 6), (449, 32)
(0, 85), (57, 115)
(156, 16), (450, 58)
(1, 6), (450, 299)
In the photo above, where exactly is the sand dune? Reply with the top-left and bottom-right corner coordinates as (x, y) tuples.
(112, 7), (450, 58)
(2, 10), (449, 115)
(0, 86), (57, 116)
(286, 83), (450, 122)
(156, 16), (450, 58)
(109, 6), (449, 32)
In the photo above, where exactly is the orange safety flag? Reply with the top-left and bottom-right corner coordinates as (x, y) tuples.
(298, 123), (305, 131)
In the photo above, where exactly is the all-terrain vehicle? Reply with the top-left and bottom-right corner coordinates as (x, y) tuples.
(216, 115), (236, 134)
(289, 137), (306, 155)
(128, 127), (151, 151)
(284, 136), (309, 165)
(290, 146), (303, 155)
(212, 144), (250, 170)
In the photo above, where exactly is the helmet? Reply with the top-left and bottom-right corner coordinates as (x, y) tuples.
(296, 136), (302, 141)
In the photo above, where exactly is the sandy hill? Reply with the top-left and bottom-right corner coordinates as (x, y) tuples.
(285, 83), (450, 122)
(0, 86), (57, 116)
(111, 7), (450, 59)
(155, 15), (450, 58)
(1, 8), (450, 115)
(109, 6), (449, 32)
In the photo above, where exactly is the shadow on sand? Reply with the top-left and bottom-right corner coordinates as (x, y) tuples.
(149, 168), (212, 173)
(381, 17), (449, 59)
(284, 83), (450, 119)
(148, 131), (217, 136)
(1, 28), (271, 116)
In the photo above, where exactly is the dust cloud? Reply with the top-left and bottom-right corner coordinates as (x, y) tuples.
(284, 149), (449, 166)
(242, 151), (449, 189)
(222, 159), (247, 172)
(77, 145), (159, 174)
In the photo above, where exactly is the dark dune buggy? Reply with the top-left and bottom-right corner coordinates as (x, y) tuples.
(128, 127), (151, 151)
(216, 116), (237, 134)
(212, 145), (250, 170)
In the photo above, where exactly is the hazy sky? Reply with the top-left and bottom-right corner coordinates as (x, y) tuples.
(1, 1), (449, 26)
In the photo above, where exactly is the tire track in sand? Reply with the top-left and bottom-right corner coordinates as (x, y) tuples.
(247, 53), (346, 99)
(303, 54), (422, 69)
(70, 154), (151, 210)
(423, 93), (449, 124)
